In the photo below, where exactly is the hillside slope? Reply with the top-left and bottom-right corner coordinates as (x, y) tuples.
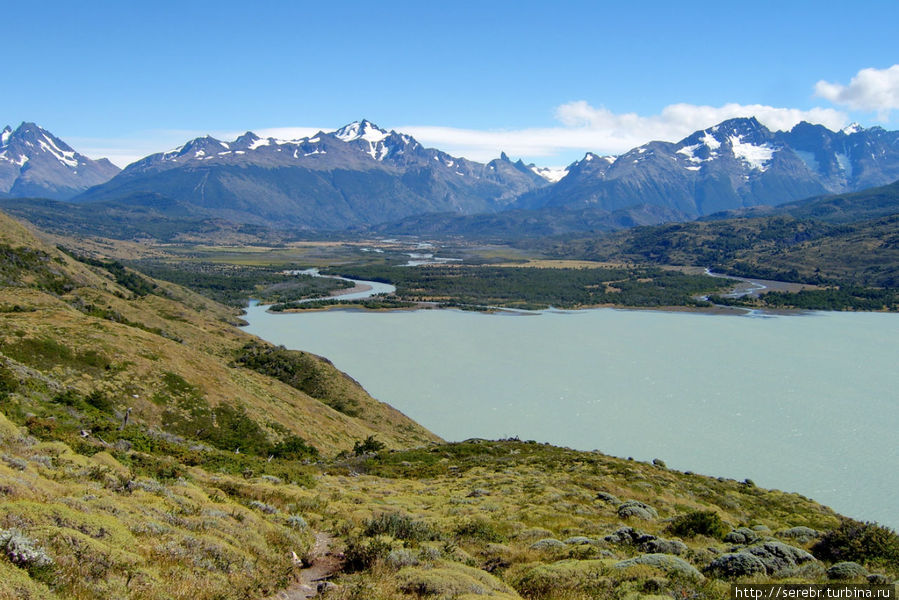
(0, 209), (438, 454)
(1, 212), (897, 599)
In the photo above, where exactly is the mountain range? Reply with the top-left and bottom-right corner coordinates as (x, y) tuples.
(3, 118), (899, 235)
(71, 120), (549, 229)
(514, 117), (899, 218)
(0, 122), (119, 200)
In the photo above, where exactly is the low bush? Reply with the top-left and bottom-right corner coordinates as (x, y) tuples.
(667, 510), (729, 540)
(363, 513), (439, 542)
(812, 520), (899, 567)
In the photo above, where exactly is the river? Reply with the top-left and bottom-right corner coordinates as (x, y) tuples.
(242, 287), (899, 529)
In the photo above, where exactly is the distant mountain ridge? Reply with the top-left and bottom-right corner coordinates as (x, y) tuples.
(6, 117), (899, 237)
(0, 122), (120, 200)
(74, 119), (550, 230)
(515, 118), (899, 219)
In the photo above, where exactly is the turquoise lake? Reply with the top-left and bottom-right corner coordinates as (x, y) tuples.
(242, 303), (899, 529)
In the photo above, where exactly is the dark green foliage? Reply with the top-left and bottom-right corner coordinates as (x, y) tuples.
(162, 399), (272, 456)
(67, 296), (181, 341)
(270, 435), (319, 460)
(127, 261), (351, 306)
(353, 435), (385, 456)
(58, 246), (158, 297)
(710, 287), (899, 312)
(234, 340), (359, 416)
(667, 510), (729, 540)
(0, 364), (18, 396)
(1, 337), (111, 373)
(812, 520), (899, 567)
(269, 297), (416, 311)
(324, 264), (732, 309)
(161, 371), (198, 397)
(52, 389), (84, 408)
(362, 513), (439, 542)
(0, 243), (75, 294)
(453, 518), (507, 543)
(343, 536), (392, 572)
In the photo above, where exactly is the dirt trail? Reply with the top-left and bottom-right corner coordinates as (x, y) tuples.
(264, 532), (343, 600)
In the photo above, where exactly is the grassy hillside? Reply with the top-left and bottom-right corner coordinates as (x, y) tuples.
(522, 182), (899, 292)
(1, 210), (897, 599)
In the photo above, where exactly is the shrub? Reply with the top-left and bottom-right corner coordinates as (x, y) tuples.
(453, 518), (506, 543)
(0, 364), (18, 395)
(270, 435), (318, 459)
(363, 513), (438, 542)
(0, 529), (54, 573)
(667, 510), (729, 540)
(354, 435), (385, 456)
(85, 390), (114, 413)
(344, 536), (392, 572)
(812, 520), (899, 567)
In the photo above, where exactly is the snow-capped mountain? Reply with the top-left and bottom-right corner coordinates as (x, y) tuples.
(0, 122), (119, 200)
(515, 117), (899, 218)
(75, 120), (549, 229)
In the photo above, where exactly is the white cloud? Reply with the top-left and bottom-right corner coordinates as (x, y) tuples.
(815, 64), (899, 120)
(73, 102), (849, 169)
(399, 102), (848, 164)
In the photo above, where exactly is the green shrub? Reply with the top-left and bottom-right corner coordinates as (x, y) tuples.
(85, 390), (114, 413)
(363, 513), (439, 542)
(344, 536), (392, 572)
(270, 435), (318, 459)
(667, 510), (728, 540)
(453, 517), (507, 543)
(354, 435), (385, 456)
(812, 520), (899, 567)
(0, 364), (18, 395)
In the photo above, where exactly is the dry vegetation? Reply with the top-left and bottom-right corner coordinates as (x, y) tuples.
(0, 211), (896, 599)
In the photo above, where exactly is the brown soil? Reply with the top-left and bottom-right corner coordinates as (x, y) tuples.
(263, 532), (343, 600)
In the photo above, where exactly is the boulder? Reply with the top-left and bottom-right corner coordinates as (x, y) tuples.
(641, 538), (688, 556)
(604, 526), (656, 546)
(615, 553), (703, 580)
(530, 538), (567, 550)
(595, 492), (621, 505)
(617, 500), (658, 520)
(776, 526), (820, 544)
(707, 552), (768, 577)
(725, 527), (761, 545)
(746, 541), (816, 575)
(563, 536), (597, 545)
(827, 561), (868, 580)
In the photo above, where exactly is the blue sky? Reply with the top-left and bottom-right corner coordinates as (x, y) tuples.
(6, 1), (899, 167)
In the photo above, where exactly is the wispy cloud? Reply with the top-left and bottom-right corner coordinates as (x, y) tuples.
(400, 102), (848, 164)
(815, 64), (899, 120)
(73, 102), (848, 169)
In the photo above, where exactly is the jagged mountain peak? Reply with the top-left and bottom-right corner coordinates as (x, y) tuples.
(0, 121), (120, 200)
(334, 119), (390, 143)
(842, 122), (864, 135)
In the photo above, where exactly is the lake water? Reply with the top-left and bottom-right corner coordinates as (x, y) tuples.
(242, 303), (899, 529)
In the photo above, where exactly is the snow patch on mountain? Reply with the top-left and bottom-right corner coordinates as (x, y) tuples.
(793, 150), (819, 174)
(530, 165), (568, 182)
(729, 136), (775, 171)
(835, 152), (853, 176)
(335, 120), (389, 143)
(37, 133), (79, 167)
(701, 131), (721, 150)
